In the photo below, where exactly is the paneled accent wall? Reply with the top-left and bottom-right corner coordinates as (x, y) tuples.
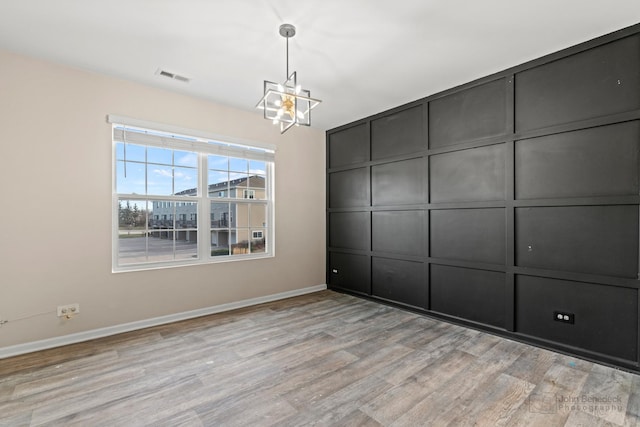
(326, 23), (640, 372)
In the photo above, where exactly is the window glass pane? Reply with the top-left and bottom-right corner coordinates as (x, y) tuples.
(175, 150), (198, 167)
(208, 170), (229, 197)
(116, 142), (145, 162)
(116, 161), (146, 194)
(147, 147), (173, 165)
(150, 200), (174, 229)
(147, 200), (176, 262)
(230, 173), (249, 198)
(209, 155), (228, 170)
(251, 229), (266, 254)
(230, 157), (248, 173)
(249, 160), (266, 175)
(174, 201), (198, 260)
(210, 233), (230, 256)
(250, 204), (267, 228)
(249, 175), (266, 200)
(229, 172), (248, 181)
(147, 236), (177, 263)
(211, 202), (230, 228)
(174, 167), (198, 195)
(176, 201), (198, 228)
(233, 203), (249, 227)
(175, 233), (198, 260)
(118, 237), (148, 265)
(118, 199), (148, 264)
(232, 229), (250, 255)
(211, 201), (230, 256)
(147, 165), (173, 195)
(118, 199), (147, 231)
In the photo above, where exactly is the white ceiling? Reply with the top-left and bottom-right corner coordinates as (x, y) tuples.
(1, 1), (639, 131)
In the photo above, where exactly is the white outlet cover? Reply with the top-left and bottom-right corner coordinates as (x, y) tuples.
(57, 303), (80, 317)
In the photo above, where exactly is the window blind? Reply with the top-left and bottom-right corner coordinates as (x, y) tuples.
(108, 115), (276, 162)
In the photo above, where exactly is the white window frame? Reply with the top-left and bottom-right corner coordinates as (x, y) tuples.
(109, 115), (276, 272)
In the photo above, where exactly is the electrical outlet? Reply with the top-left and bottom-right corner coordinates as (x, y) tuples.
(553, 311), (574, 324)
(57, 303), (80, 318)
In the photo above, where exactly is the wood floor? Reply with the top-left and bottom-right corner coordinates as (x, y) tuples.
(1, 290), (638, 427)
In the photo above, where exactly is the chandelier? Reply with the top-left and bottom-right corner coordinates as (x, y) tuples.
(256, 24), (322, 134)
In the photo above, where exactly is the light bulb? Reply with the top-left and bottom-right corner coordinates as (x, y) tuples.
(274, 99), (282, 107)
(297, 111), (305, 119)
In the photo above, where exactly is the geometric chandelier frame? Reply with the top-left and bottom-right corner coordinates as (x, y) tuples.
(255, 24), (322, 134)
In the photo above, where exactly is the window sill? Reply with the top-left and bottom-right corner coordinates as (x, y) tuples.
(112, 252), (275, 273)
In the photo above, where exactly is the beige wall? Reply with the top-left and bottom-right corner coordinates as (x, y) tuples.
(0, 49), (326, 349)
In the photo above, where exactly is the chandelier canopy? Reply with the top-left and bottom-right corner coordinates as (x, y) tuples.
(256, 24), (322, 134)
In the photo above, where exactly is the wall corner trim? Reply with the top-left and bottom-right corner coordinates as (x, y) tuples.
(0, 284), (327, 359)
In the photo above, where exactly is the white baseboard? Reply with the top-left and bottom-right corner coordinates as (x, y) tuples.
(0, 284), (327, 359)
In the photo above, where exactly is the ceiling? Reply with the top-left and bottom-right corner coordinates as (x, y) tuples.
(1, 1), (640, 131)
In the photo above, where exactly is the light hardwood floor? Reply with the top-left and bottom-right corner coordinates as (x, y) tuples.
(1, 290), (638, 426)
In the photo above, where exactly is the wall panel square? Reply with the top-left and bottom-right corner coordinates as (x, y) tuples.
(429, 78), (507, 148)
(371, 105), (424, 160)
(431, 265), (505, 328)
(430, 208), (505, 265)
(372, 158), (424, 206)
(516, 275), (638, 361)
(372, 210), (424, 256)
(516, 205), (639, 278)
(329, 168), (369, 208)
(516, 121), (640, 199)
(328, 123), (369, 168)
(329, 252), (370, 294)
(516, 35), (640, 131)
(372, 257), (426, 308)
(430, 144), (505, 203)
(329, 212), (369, 250)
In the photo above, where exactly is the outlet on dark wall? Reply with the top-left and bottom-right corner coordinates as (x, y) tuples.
(553, 312), (575, 324)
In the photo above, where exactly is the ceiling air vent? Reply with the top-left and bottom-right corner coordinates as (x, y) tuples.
(155, 68), (191, 83)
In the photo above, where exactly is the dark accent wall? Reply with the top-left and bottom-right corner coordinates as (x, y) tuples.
(326, 23), (640, 372)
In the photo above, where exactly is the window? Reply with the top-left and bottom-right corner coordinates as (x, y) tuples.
(110, 115), (275, 271)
